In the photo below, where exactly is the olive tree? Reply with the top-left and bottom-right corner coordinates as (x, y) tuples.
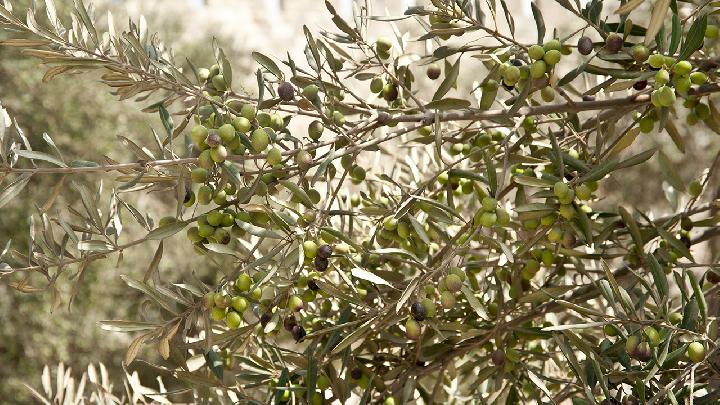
(1, 0), (720, 403)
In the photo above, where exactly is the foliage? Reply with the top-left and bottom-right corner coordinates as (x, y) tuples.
(0, 0), (719, 404)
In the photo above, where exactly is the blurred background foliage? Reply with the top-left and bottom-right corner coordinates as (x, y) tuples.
(0, 0), (719, 403)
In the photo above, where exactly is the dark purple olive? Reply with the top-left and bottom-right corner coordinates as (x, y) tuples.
(510, 59), (524, 66)
(491, 349), (505, 366)
(317, 244), (333, 259)
(291, 325), (306, 342)
(260, 313), (272, 327)
(277, 81), (295, 101)
(411, 301), (427, 321)
(578, 36), (593, 55)
(283, 315), (297, 331)
(350, 367), (363, 380)
(633, 80), (648, 90)
(314, 256), (329, 271)
(307, 279), (319, 291)
(582, 95), (596, 102)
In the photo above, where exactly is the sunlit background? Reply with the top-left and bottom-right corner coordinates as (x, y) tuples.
(0, 0), (718, 403)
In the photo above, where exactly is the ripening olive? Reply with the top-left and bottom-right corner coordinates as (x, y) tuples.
(427, 63), (441, 80)
(444, 274), (463, 292)
(605, 34), (623, 53)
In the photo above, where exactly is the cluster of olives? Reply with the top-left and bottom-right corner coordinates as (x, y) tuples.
(202, 272), (262, 329)
(604, 324), (707, 365)
(473, 197), (511, 228)
(405, 269), (465, 339)
(427, 4), (466, 40)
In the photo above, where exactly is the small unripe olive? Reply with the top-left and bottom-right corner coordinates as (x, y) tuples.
(648, 53), (666, 69)
(631, 44), (649, 62)
(496, 208), (511, 226)
(382, 83), (399, 102)
(421, 298), (436, 318)
(688, 180), (703, 197)
(191, 125), (209, 146)
(559, 204), (575, 219)
(317, 374), (331, 390)
(370, 77), (384, 93)
(674, 76), (691, 93)
(212, 74), (228, 91)
(503, 65), (521, 82)
(544, 39), (562, 51)
(302, 84), (319, 100)
(625, 335), (640, 356)
(644, 326), (661, 347)
(657, 85), (676, 107)
(444, 274), (463, 292)
(479, 212), (497, 227)
(690, 71), (707, 85)
(218, 123), (235, 143)
(687, 342), (706, 363)
(405, 318), (421, 339)
(191, 167), (208, 183)
(225, 311), (242, 328)
(187, 226), (203, 243)
(426, 63), (441, 80)
(576, 184), (592, 200)
(376, 37), (393, 52)
(384, 397), (397, 405)
(210, 145), (227, 163)
(553, 181), (570, 198)
(198, 149), (214, 169)
(266, 147), (283, 166)
(577, 36), (593, 55)
(303, 240), (319, 259)
(351, 165), (366, 182)
(705, 24), (719, 38)
(210, 307), (226, 321)
(543, 49), (561, 65)
(197, 185), (213, 205)
(528, 44), (545, 60)
(440, 290), (456, 309)
(655, 69), (669, 85)
(308, 120), (324, 141)
(332, 110), (346, 126)
(231, 117), (251, 134)
(540, 86), (555, 102)
(184, 189), (196, 207)
(674, 60), (692, 76)
(530, 60), (547, 79)
(251, 128), (270, 152)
